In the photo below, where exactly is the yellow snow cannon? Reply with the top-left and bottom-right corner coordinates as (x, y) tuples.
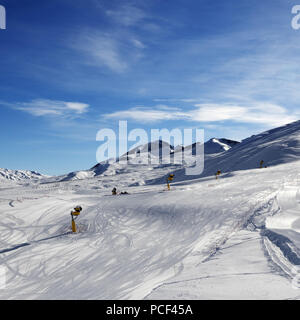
(259, 160), (264, 168)
(71, 206), (82, 233)
(167, 174), (174, 190)
(215, 170), (221, 180)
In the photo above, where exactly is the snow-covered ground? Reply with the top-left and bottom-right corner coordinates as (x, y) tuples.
(0, 121), (300, 300)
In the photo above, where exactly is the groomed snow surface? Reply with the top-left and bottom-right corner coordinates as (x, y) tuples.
(1, 121), (300, 300)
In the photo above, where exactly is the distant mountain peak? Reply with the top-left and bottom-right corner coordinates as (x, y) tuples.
(126, 139), (174, 157)
(0, 168), (48, 181)
(205, 138), (240, 154)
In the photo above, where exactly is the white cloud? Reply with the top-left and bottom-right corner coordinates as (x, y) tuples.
(72, 30), (146, 73)
(104, 106), (188, 123)
(102, 2), (161, 33)
(192, 103), (297, 127)
(70, 3), (153, 74)
(131, 38), (146, 49)
(105, 4), (146, 27)
(13, 99), (89, 117)
(183, 30), (300, 107)
(64, 102), (89, 114)
(192, 104), (246, 122)
(104, 102), (299, 127)
(77, 33), (128, 73)
(153, 98), (202, 103)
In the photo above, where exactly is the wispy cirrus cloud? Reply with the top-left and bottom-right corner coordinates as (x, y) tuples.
(73, 32), (128, 73)
(104, 102), (299, 127)
(103, 1), (162, 33)
(71, 30), (146, 73)
(131, 38), (146, 49)
(104, 105), (187, 123)
(8, 99), (89, 118)
(70, 2), (157, 74)
(105, 3), (146, 27)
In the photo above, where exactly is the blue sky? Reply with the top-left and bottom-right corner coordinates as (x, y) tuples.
(0, 0), (300, 175)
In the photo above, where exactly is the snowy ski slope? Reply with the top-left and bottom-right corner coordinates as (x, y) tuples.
(0, 121), (300, 299)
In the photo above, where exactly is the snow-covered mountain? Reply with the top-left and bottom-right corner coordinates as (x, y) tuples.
(168, 120), (300, 182)
(9, 118), (300, 185)
(204, 138), (240, 154)
(0, 168), (48, 181)
(209, 120), (300, 172)
(58, 138), (236, 182)
(126, 139), (174, 157)
(0, 137), (238, 184)
(176, 138), (239, 156)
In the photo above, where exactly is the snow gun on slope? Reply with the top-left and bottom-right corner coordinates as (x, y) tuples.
(166, 174), (174, 190)
(71, 205), (82, 233)
(215, 170), (221, 180)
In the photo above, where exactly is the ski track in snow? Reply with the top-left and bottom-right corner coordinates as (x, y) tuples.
(146, 177), (300, 300)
